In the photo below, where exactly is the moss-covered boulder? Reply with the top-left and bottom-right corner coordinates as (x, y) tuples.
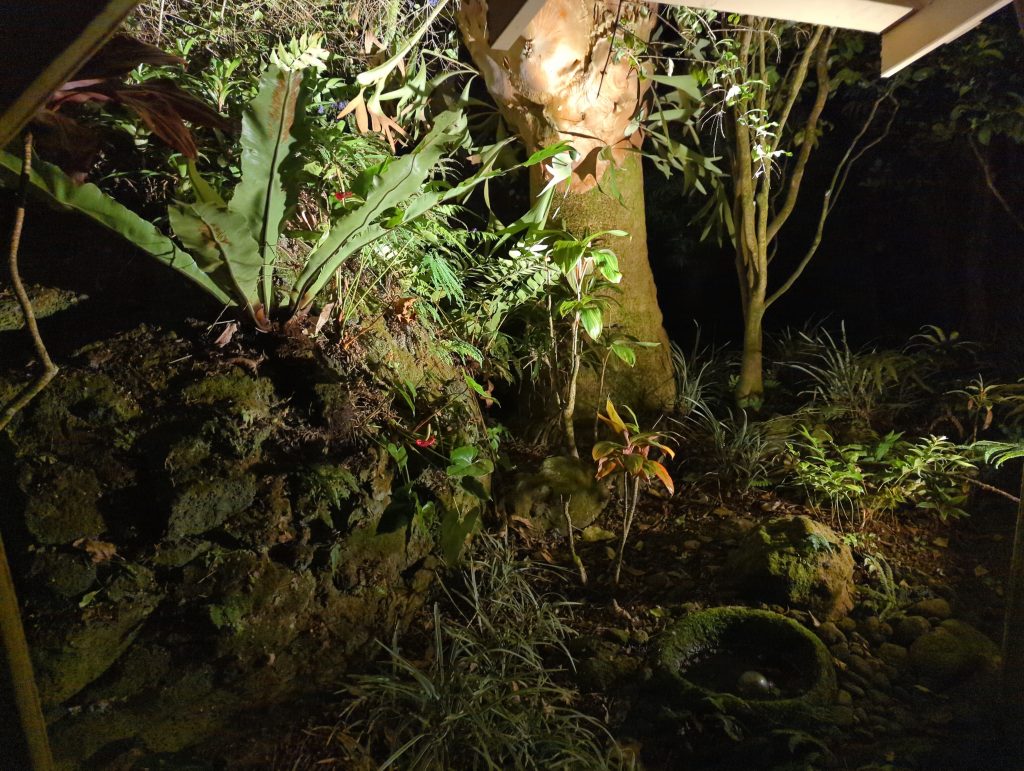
(908, 619), (1001, 687)
(511, 455), (609, 533)
(0, 321), (486, 767)
(655, 607), (837, 727)
(0, 284), (85, 330)
(726, 516), (855, 620)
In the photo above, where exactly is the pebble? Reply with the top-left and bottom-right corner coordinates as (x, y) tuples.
(837, 689), (853, 706)
(867, 688), (891, 706)
(837, 617), (857, 634)
(849, 654), (875, 679)
(843, 682), (866, 698)
(870, 671), (891, 689)
(833, 705), (856, 726)
(859, 615), (885, 644)
(892, 615), (932, 646)
(908, 597), (952, 620)
(830, 643), (852, 662)
(682, 540), (702, 551)
(817, 621), (847, 646)
(877, 642), (907, 667)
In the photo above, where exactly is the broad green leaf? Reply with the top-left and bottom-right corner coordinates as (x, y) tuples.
(187, 160), (225, 207)
(580, 306), (603, 340)
(294, 109), (467, 307)
(610, 341), (637, 367)
(592, 441), (621, 460)
(440, 506), (480, 564)
(650, 73), (702, 101)
(229, 65), (305, 309)
(0, 151), (233, 305)
(449, 445), (478, 465)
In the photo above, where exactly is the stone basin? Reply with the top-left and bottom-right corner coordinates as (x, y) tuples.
(655, 607), (836, 725)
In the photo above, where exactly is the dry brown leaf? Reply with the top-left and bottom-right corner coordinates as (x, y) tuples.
(73, 537), (117, 564)
(214, 321), (239, 347)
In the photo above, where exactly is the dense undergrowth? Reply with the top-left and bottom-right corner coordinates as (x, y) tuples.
(1, 2), (1022, 769)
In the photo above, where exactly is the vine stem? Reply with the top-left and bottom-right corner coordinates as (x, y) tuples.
(0, 136), (55, 770)
(0, 133), (59, 431)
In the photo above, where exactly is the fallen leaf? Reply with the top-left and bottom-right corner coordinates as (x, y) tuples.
(214, 321), (238, 347)
(314, 302), (336, 336)
(932, 537), (949, 548)
(73, 537), (117, 564)
(974, 565), (990, 577)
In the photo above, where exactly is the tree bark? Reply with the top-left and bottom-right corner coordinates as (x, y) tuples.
(736, 296), (765, 409)
(539, 154), (675, 413)
(458, 0), (675, 413)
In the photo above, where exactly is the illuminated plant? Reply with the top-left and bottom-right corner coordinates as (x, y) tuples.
(593, 400), (676, 585)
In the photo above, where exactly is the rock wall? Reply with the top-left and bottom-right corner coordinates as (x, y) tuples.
(0, 320), (483, 765)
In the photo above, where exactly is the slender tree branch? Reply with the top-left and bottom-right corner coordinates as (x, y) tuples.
(961, 475), (1021, 504)
(773, 25), (826, 144)
(0, 133), (59, 434)
(733, 26), (760, 263)
(968, 137), (1024, 234)
(766, 28), (833, 244)
(766, 88), (895, 309)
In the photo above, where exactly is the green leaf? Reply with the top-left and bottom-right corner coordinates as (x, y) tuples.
(580, 306), (603, 340)
(170, 202), (263, 318)
(610, 341), (637, 367)
(294, 109), (468, 307)
(650, 73), (702, 101)
(0, 151), (232, 305)
(229, 65), (305, 309)
(440, 506), (479, 564)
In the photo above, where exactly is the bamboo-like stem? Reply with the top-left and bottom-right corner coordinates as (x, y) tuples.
(563, 498), (587, 586)
(1003, 469), (1024, 710)
(1, 532), (54, 771)
(0, 133), (59, 432)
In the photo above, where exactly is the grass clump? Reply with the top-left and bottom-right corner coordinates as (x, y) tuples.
(309, 536), (625, 770)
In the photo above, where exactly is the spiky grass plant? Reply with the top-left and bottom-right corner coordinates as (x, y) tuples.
(319, 536), (625, 770)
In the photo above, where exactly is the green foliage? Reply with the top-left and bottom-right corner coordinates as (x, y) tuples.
(678, 399), (787, 493)
(335, 538), (622, 769)
(786, 426), (976, 525)
(784, 326), (914, 429)
(593, 400), (676, 584)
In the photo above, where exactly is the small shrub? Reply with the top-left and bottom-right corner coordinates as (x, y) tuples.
(785, 426), (976, 526)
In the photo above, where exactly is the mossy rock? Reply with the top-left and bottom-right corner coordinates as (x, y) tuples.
(726, 516), (855, 620)
(655, 607), (837, 727)
(33, 564), (162, 706)
(511, 455), (609, 533)
(20, 465), (106, 545)
(167, 474), (258, 539)
(908, 619), (1001, 687)
(0, 284), (85, 331)
(1, 322), (479, 764)
(29, 550), (97, 599)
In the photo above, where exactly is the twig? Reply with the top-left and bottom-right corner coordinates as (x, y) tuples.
(0, 133), (59, 434)
(969, 137), (1024, 235)
(960, 475), (1021, 505)
(563, 498), (587, 585)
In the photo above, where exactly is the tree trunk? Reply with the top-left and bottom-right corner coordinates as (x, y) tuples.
(539, 154), (675, 414)
(736, 296), (765, 409)
(458, 0), (675, 414)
